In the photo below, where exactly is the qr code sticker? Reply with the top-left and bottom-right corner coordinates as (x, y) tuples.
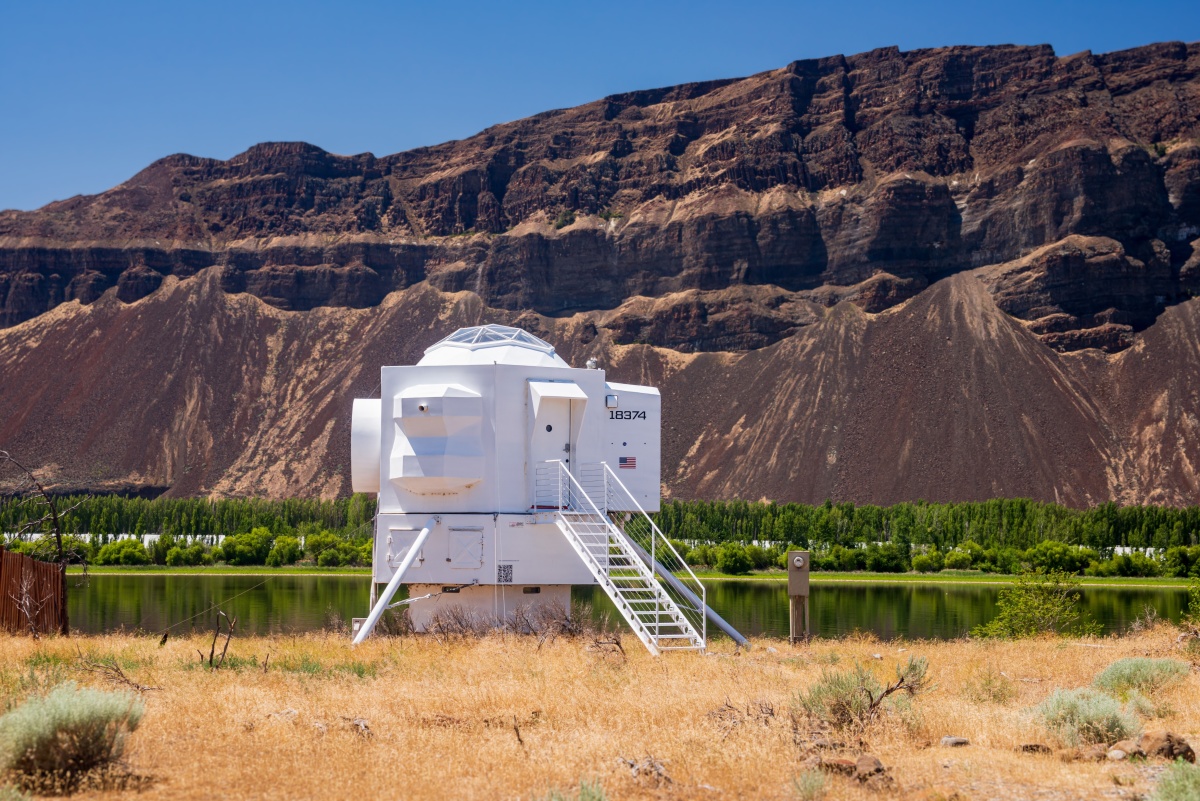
(497, 564), (513, 584)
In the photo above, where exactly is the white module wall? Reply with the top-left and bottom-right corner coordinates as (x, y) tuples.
(350, 324), (664, 630)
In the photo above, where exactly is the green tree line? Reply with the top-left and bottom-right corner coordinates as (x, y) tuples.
(0, 494), (376, 541)
(653, 498), (1200, 552)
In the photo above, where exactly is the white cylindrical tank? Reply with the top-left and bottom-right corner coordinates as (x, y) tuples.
(350, 398), (382, 493)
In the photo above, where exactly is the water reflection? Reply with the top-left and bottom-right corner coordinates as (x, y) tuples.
(69, 575), (1190, 640)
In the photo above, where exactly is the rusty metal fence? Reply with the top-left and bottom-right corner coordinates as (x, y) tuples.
(0, 545), (67, 635)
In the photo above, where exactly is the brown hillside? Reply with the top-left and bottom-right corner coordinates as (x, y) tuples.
(1, 41), (1199, 503)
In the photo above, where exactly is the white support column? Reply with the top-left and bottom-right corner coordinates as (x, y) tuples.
(353, 516), (437, 644)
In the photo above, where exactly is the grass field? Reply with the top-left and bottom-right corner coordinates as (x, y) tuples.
(2, 625), (1198, 800)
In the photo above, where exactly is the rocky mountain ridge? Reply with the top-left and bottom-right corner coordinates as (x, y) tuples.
(1, 41), (1199, 503)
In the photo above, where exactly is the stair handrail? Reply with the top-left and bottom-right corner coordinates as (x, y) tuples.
(540, 460), (651, 579)
(542, 459), (705, 650)
(598, 462), (706, 647)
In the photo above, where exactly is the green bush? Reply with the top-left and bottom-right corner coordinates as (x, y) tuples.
(315, 542), (369, 568)
(667, 539), (691, 564)
(265, 536), (302, 567)
(1023, 541), (1098, 575)
(540, 779), (605, 801)
(815, 544), (867, 572)
(303, 531), (342, 562)
(8, 535), (94, 564)
(93, 538), (150, 566)
(552, 209), (576, 229)
(865, 543), (908, 573)
(1036, 688), (1139, 746)
(943, 550), (973, 570)
(795, 657), (928, 731)
(792, 769), (825, 800)
(0, 786), (29, 801)
(972, 570), (1101, 639)
(165, 542), (212, 567)
(744, 544), (775, 571)
(1152, 760), (1200, 801)
(912, 550), (944, 573)
(976, 546), (1022, 574)
(220, 527), (275, 566)
(1185, 580), (1200, 628)
(0, 682), (144, 783)
(1094, 658), (1189, 697)
(1087, 553), (1161, 578)
(1161, 546), (1200, 579)
(714, 544), (752, 575)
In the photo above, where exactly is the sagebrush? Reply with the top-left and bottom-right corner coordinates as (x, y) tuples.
(1093, 657), (1188, 697)
(795, 656), (929, 730)
(1036, 688), (1139, 746)
(0, 682), (144, 782)
(1152, 760), (1200, 801)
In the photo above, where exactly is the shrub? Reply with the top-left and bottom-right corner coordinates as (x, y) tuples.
(0, 682), (144, 785)
(744, 544), (774, 571)
(1036, 688), (1139, 746)
(667, 539), (691, 564)
(1094, 658), (1189, 697)
(715, 544), (752, 575)
(865, 543), (907, 573)
(265, 536), (302, 567)
(795, 657), (928, 731)
(316, 542), (367, 568)
(1185, 580), (1200, 628)
(165, 542), (212, 567)
(93, 538), (150, 566)
(825, 544), (867, 572)
(977, 546), (1022, 574)
(972, 570), (1101, 639)
(943, 550), (973, 570)
(147, 533), (176, 565)
(220, 527), (275, 566)
(1023, 541), (1098, 575)
(303, 531), (342, 562)
(962, 664), (1016, 705)
(1087, 553), (1161, 578)
(792, 769), (825, 800)
(7, 535), (94, 564)
(1152, 760), (1200, 801)
(1161, 546), (1200, 579)
(552, 209), (576, 229)
(912, 550), (944, 573)
(0, 786), (29, 801)
(541, 779), (605, 801)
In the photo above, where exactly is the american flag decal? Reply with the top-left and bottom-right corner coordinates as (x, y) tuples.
(619, 456), (637, 469)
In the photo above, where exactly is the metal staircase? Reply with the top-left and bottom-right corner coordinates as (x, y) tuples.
(535, 460), (706, 655)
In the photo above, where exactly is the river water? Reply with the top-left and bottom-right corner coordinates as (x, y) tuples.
(67, 575), (1191, 640)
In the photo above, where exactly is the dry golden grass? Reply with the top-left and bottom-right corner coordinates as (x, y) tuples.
(1, 626), (1198, 801)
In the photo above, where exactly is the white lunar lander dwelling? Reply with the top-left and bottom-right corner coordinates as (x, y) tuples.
(349, 324), (747, 654)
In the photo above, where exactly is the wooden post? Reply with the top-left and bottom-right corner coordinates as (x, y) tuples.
(787, 550), (810, 644)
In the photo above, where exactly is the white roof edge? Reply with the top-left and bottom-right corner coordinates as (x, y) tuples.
(605, 381), (660, 395)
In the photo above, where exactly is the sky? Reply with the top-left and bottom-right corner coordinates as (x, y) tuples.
(1, 0), (1197, 211)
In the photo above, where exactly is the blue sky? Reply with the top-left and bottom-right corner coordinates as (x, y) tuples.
(1, 0), (1197, 211)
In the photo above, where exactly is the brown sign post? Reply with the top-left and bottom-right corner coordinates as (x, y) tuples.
(788, 550), (810, 643)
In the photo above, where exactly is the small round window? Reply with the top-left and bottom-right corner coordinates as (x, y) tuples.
(545, 424), (553, 432)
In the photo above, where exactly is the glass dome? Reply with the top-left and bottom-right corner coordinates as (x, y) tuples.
(419, 324), (568, 368)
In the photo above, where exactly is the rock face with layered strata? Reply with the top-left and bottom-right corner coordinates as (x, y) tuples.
(1, 41), (1200, 502)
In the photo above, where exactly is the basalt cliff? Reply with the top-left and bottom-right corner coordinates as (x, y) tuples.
(1, 42), (1199, 505)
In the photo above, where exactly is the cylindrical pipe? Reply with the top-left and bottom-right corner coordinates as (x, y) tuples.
(353, 516), (437, 644)
(627, 539), (749, 648)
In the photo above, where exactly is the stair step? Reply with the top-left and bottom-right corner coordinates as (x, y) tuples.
(554, 506), (704, 656)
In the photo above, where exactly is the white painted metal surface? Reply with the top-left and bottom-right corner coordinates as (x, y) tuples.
(350, 323), (703, 654)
